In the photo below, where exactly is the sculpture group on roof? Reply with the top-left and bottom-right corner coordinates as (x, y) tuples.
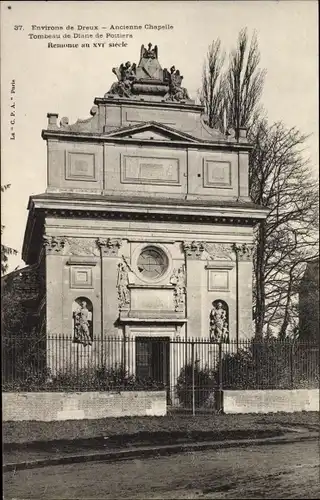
(106, 43), (191, 102)
(109, 61), (137, 98)
(163, 65), (190, 102)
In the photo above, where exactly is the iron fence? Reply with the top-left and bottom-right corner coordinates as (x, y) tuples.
(2, 334), (319, 412)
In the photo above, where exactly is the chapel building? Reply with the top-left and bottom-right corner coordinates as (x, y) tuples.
(22, 43), (268, 379)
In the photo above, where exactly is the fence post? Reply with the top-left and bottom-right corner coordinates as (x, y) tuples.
(122, 335), (127, 373)
(290, 343), (294, 389)
(76, 342), (79, 382)
(191, 341), (195, 416)
(216, 342), (223, 413)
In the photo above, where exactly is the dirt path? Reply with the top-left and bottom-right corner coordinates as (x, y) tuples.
(4, 440), (320, 499)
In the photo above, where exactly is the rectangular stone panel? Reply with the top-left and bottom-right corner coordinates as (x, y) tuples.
(131, 288), (175, 311)
(70, 266), (93, 289)
(208, 270), (229, 291)
(124, 109), (176, 125)
(121, 155), (180, 185)
(66, 152), (96, 181)
(203, 160), (232, 188)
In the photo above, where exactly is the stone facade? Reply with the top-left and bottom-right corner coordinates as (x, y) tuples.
(22, 44), (268, 380)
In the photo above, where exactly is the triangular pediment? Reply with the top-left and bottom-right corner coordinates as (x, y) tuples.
(105, 122), (199, 143)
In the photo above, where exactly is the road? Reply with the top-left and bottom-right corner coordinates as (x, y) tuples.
(4, 440), (320, 499)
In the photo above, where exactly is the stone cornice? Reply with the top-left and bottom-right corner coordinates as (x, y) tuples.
(119, 314), (187, 323)
(41, 130), (252, 151)
(22, 198), (266, 265)
(30, 196), (268, 223)
(39, 208), (264, 226)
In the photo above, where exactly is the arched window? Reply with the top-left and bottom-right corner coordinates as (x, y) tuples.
(209, 300), (229, 343)
(72, 297), (93, 346)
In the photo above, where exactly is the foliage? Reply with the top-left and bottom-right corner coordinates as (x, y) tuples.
(2, 362), (166, 392)
(1, 184), (18, 275)
(176, 361), (215, 408)
(2, 368), (51, 392)
(297, 261), (319, 342)
(214, 337), (319, 390)
(1, 285), (31, 338)
(2, 333), (47, 387)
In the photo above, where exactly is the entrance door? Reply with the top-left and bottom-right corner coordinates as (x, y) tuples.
(135, 337), (170, 390)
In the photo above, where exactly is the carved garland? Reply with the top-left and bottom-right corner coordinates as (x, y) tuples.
(183, 242), (254, 261)
(67, 237), (100, 256)
(204, 243), (234, 261)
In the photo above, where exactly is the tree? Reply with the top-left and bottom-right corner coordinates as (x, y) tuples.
(249, 121), (319, 337)
(2, 268), (46, 385)
(200, 29), (319, 338)
(200, 28), (266, 135)
(1, 184), (18, 275)
(298, 260), (319, 342)
(200, 39), (226, 131)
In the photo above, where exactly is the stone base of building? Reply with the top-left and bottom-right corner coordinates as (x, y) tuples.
(3, 391), (167, 421)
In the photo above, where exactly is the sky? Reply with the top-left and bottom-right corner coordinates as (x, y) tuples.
(1, 0), (318, 273)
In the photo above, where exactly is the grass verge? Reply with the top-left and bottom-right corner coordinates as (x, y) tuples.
(3, 412), (319, 444)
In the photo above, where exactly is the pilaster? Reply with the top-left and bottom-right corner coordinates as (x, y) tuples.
(43, 236), (66, 336)
(97, 238), (123, 337)
(233, 243), (254, 339)
(183, 241), (205, 337)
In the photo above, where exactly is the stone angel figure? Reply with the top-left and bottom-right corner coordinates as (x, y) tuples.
(119, 61), (137, 81)
(108, 61), (136, 97)
(165, 66), (190, 101)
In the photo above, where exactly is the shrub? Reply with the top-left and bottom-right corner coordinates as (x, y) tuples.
(214, 339), (319, 389)
(3, 367), (52, 392)
(176, 360), (215, 408)
(2, 363), (166, 392)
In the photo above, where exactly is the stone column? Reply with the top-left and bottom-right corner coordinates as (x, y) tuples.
(183, 241), (206, 339)
(233, 243), (254, 340)
(97, 238), (122, 343)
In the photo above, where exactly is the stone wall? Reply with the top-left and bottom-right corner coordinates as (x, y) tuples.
(3, 391), (167, 421)
(223, 389), (319, 414)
